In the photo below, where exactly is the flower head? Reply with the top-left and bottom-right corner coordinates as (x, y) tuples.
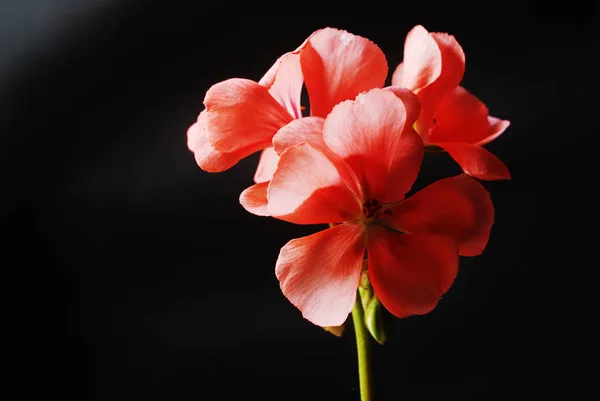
(188, 27), (389, 184)
(242, 88), (494, 326)
(392, 25), (511, 180)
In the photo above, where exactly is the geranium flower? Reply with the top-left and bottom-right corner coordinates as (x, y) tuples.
(188, 27), (388, 184)
(242, 88), (494, 327)
(392, 25), (511, 180)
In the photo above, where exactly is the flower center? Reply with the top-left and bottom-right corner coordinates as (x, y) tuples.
(361, 199), (392, 223)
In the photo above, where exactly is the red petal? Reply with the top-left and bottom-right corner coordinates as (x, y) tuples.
(426, 86), (510, 146)
(276, 223), (366, 327)
(392, 26), (465, 139)
(187, 112), (245, 172)
(392, 25), (444, 91)
(323, 88), (422, 202)
(300, 27), (388, 118)
(272, 116), (363, 199)
(203, 78), (293, 154)
(436, 143), (511, 180)
(272, 116), (326, 155)
(253, 147), (279, 184)
(239, 181), (270, 216)
(259, 52), (303, 119)
(267, 143), (361, 225)
(382, 86), (421, 126)
(367, 227), (458, 318)
(477, 116), (511, 146)
(385, 175), (494, 256)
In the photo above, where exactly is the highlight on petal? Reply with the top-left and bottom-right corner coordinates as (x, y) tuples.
(275, 223), (366, 327)
(425, 86), (510, 146)
(203, 78), (294, 154)
(187, 112), (245, 172)
(253, 147), (280, 184)
(367, 227), (459, 319)
(267, 143), (361, 225)
(436, 142), (511, 181)
(240, 181), (270, 216)
(323, 88), (422, 201)
(272, 116), (326, 155)
(385, 175), (494, 256)
(300, 27), (388, 118)
(259, 52), (304, 119)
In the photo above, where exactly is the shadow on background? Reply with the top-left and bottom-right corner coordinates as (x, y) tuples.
(2, 2), (595, 400)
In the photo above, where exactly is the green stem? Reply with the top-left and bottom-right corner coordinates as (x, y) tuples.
(352, 295), (373, 401)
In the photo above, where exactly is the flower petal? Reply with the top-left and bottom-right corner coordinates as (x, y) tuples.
(426, 86), (510, 146)
(300, 27), (388, 118)
(276, 223), (366, 327)
(259, 52), (303, 119)
(477, 116), (511, 146)
(384, 175), (494, 256)
(272, 116), (364, 200)
(239, 181), (270, 216)
(323, 88), (422, 202)
(382, 86), (421, 125)
(204, 78), (293, 154)
(367, 227), (458, 318)
(187, 112), (245, 172)
(392, 25), (443, 91)
(383, 127), (424, 202)
(253, 147), (279, 184)
(436, 142), (511, 180)
(267, 142), (361, 225)
(392, 25), (465, 139)
(272, 116), (326, 155)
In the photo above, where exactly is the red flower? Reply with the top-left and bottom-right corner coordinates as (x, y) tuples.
(188, 28), (388, 184)
(392, 25), (511, 180)
(242, 88), (494, 327)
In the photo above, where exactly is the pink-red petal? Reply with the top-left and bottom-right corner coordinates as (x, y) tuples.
(239, 181), (270, 216)
(384, 175), (494, 256)
(383, 86), (421, 126)
(275, 223), (366, 327)
(477, 116), (511, 146)
(203, 78), (293, 154)
(267, 143), (361, 225)
(392, 25), (443, 91)
(426, 86), (510, 146)
(392, 25), (465, 140)
(272, 116), (326, 155)
(259, 52), (303, 119)
(253, 147), (279, 184)
(436, 142), (511, 181)
(272, 116), (363, 200)
(323, 88), (422, 202)
(367, 227), (459, 319)
(300, 27), (388, 118)
(187, 112), (245, 172)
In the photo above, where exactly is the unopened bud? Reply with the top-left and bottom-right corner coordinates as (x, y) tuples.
(358, 269), (390, 344)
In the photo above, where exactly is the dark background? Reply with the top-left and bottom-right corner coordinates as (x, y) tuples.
(2, 2), (594, 400)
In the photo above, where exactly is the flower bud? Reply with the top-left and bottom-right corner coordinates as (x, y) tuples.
(358, 269), (390, 344)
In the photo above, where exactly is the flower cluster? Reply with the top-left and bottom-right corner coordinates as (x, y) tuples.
(187, 25), (509, 333)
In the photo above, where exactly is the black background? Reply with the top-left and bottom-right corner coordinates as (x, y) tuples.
(2, 2), (595, 400)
